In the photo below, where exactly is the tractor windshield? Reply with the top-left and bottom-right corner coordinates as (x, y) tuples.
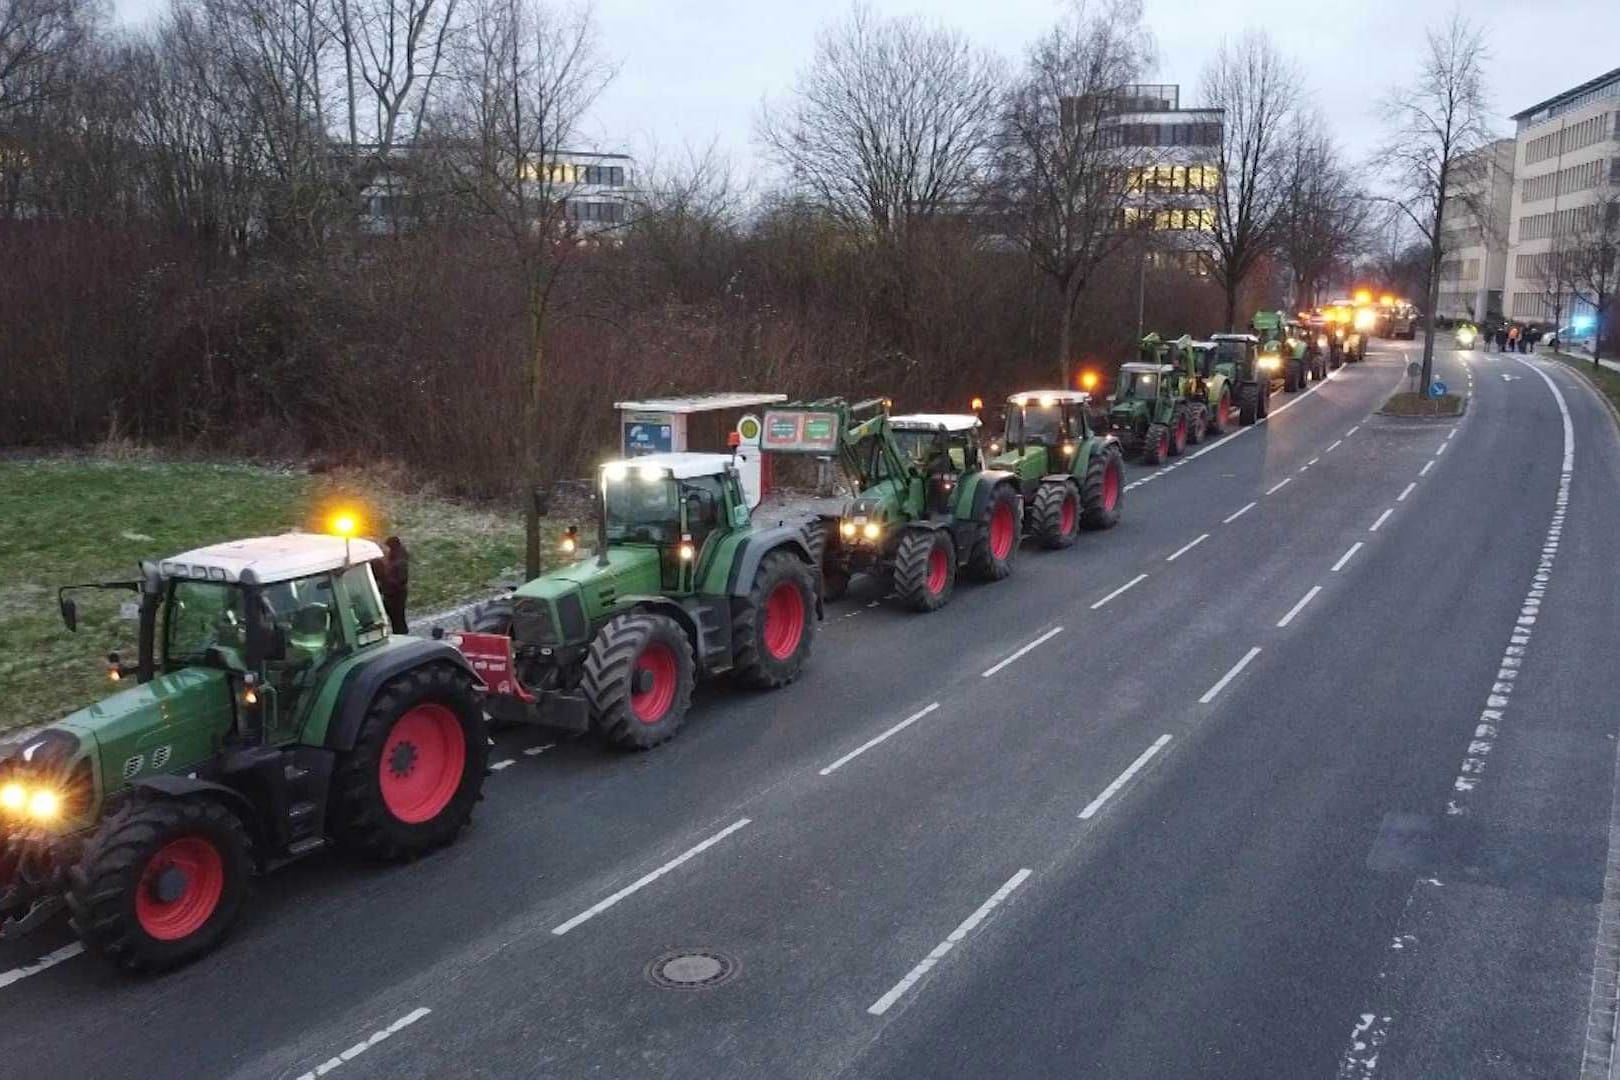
(163, 580), (248, 666)
(1120, 371), (1160, 401)
(1213, 341), (1249, 368)
(604, 474), (680, 544)
(1005, 405), (1064, 446)
(891, 430), (966, 473)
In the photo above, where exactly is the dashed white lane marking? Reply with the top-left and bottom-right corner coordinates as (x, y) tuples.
(819, 703), (942, 776)
(867, 868), (1033, 1017)
(1346, 424), (1361, 436)
(1446, 428), (1457, 440)
(1266, 478), (1292, 495)
(1419, 460), (1435, 477)
(297, 1007), (432, 1080)
(1223, 501), (1257, 524)
(1307, 456), (1321, 467)
(1434, 441), (1448, 456)
(1199, 646), (1263, 704)
(981, 626), (1064, 678)
(490, 759), (515, 771)
(1369, 508), (1394, 532)
(1276, 586), (1323, 628)
(1326, 439), (1343, 452)
(1090, 574), (1148, 611)
(551, 819), (751, 936)
(1331, 542), (1364, 573)
(1396, 482), (1417, 502)
(1166, 534), (1210, 562)
(0, 943), (83, 992)
(866, 600), (881, 608)
(523, 743), (556, 757)
(1079, 735), (1172, 820)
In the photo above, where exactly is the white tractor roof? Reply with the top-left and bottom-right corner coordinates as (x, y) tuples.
(602, 451), (733, 479)
(1190, 340), (1216, 348)
(1120, 362), (1175, 374)
(889, 413), (981, 433)
(1210, 333), (1259, 343)
(161, 534), (384, 585)
(1007, 390), (1092, 406)
(614, 392), (786, 414)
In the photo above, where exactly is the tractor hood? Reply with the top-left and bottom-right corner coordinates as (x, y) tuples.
(990, 446), (1048, 482)
(510, 545), (665, 648)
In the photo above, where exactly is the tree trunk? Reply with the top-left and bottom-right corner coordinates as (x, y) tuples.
(1223, 279), (1238, 334)
(1057, 270), (1082, 388)
(523, 275), (548, 580)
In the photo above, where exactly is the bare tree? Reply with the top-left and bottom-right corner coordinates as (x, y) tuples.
(0, 0), (91, 118)
(998, 0), (1154, 384)
(1561, 191), (1620, 364)
(1378, 11), (1491, 390)
(1276, 115), (1365, 309)
(758, 4), (1002, 241)
(436, 0), (609, 575)
(1199, 31), (1298, 330)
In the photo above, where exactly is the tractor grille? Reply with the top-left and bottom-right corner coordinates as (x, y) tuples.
(556, 592), (588, 641)
(511, 598), (559, 647)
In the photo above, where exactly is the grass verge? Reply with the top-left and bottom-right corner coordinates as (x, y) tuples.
(0, 456), (539, 732)
(1380, 391), (1466, 417)
(1547, 352), (1620, 417)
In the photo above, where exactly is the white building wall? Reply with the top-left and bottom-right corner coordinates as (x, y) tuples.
(1435, 138), (1514, 321)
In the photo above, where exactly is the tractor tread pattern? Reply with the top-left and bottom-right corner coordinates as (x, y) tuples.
(966, 484), (1020, 581)
(893, 529), (953, 612)
(1079, 443), (1124, 530)
(1142, 422), (1169, 464)
(732, 550), (817, 689)
(581, 613), (695, 750)
(1031, 479), (1079, 549)
(66, 796), (251, 973)
(331, 662), (488, 861)
(463, 599), (513, 635)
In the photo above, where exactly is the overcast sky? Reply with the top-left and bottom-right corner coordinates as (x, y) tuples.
(110, 0), (1620, 187)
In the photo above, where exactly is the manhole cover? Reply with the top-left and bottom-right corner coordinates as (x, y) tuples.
(645, 949), (739, 991)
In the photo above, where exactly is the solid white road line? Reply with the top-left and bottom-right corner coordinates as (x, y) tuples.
(819, 703), (942, 776)
(1199, 646), (1262, 704)
(1223, 501), (1257, 524)
(1090, 575), (1148, 611)
(297, 1007), (432, 1080)
(1276, 586), (1323, 628)
(551, 819), (751, 936)
(1346, 425), (1361, 436)
(1079, 735), (1173, 820)
(490, 759), (515, 771)
(1419, 460), (1435, 477)
(1396, 482), (1417, 502)
(981, 627), (1064, 678)
(1166, 534), (1210, 562)
(1331, 542), (1364, 573)
(1326, 439), (1343, 452)
(522, 743), (556, 757)
(0, 943), (83, 992)
(1266, 478), (1292, 495)
(867, 869), (1033, 1017)
(1369, 508), (1394, 532)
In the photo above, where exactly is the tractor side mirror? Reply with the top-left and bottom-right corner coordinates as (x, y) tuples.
(60, 597), (78, 633)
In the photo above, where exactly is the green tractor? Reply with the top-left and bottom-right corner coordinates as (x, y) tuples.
(1207, 332), (1273, 424)
(986, 390), (1125, 549)
(1186, 340), (1241, 435)
(1107, 336), (1197, 464)
(453, 452), (820, 751)
(760, 400), (1023, 613)
(1251, 311), (1311, 393)
(1, 533), (489, 972)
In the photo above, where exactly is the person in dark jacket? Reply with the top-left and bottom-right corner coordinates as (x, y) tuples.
(378, 536), (410, 634)
(1495, 326), (1509, 352)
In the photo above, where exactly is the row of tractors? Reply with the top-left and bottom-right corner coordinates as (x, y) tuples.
(0, 312), (1371, 975)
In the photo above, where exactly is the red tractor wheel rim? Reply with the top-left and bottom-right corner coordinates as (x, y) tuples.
(1159, 430), (1169, 458)
(135, 836), (224, 941)
(1103, 459), (1120, 511)
(1060, 492), (1077, 534)
(631, 643), (679, 723)
(1220, 396), (1230, 427)
(927, 542), (949, 594)
(989, 502), (1016, 559)
(762, 581), (805, 660)
(380, 704), (466, 824)
(1177, 416), (1187, 445)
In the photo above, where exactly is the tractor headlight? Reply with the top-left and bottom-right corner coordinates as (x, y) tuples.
(27, 789), (60, 821)
(989, 440), (1000, 453)
(1258, 355), (1281, 371)
(1062, 441), (1076, 456)
(1354, 309), (1376, 332)
(1316, 335), (1328, 349)
(862, 522), (882, 542)
(0, 781), (24, 811)
(839, 520), (857, 538)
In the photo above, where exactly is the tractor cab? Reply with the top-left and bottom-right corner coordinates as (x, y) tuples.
(1115, 362), (1174, 403)
(889, 413), (982, 513)
(596, 452), (750, 593)
(995, 390), (1095, 456)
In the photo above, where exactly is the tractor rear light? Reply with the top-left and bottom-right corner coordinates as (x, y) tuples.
(679, 535), (696, 561)
(242, 672), (259, 706)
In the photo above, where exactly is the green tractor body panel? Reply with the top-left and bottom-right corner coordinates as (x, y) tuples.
(1107, 341), (1187, 457)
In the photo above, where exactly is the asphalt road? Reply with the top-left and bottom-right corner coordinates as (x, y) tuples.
(3, 343), (1619, 1080)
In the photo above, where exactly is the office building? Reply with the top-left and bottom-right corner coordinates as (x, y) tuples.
(1435, 138), (1515, 321)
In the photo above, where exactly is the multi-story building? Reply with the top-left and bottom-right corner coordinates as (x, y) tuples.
(1501, 67), (1620, 323)
(1097, 84), (1223, 272)
(1435, 137), (1515, 322)
(359, 148), (635, 235)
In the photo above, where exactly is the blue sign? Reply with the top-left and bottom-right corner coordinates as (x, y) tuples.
(624, 419), (673, 456)
(1429, 380), (1447, 399)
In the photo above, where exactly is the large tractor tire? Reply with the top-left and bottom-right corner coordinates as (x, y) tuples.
(462, 599), (512, 635)
(1284, 361), (1302, 393)
(1142, 422), (1171, 463)
(1169, 407), (1190, 457)
(1208, 388), (1232, 436)
(732, 550), (817, 689)
(582, 613), (695, 750)
(332, 663), (488, 860)
(1187, 404), (1208, 445)
(67, 796), (251, 973)
(894, 528), (955, 612)
(966, 484), (1020, 581)
(1237, 384), (1259, 426)
(1079, 443), (1124, 531)
(1031, 479), (1081, 550)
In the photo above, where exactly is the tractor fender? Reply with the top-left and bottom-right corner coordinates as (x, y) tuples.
(618, 595), (704, 657)
(131, 775), (265, 856)
(956, 469), (1021, 522)
(724, 525), (815, 597)
(324, 639), (480, 752)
